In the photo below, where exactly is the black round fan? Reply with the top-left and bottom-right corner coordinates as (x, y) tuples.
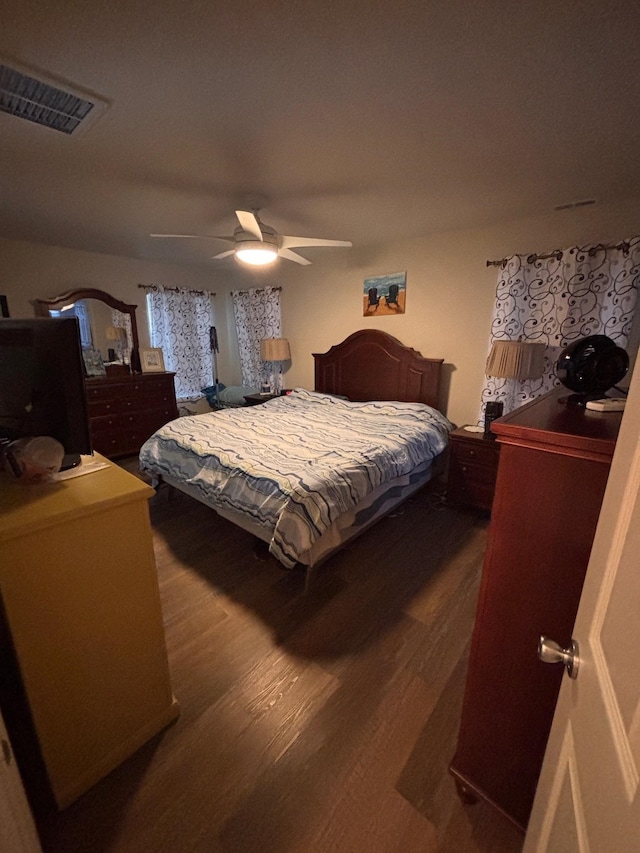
(555, 335), (629, 405)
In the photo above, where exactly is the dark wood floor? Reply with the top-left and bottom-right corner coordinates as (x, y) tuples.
(37, 462), (523, 853)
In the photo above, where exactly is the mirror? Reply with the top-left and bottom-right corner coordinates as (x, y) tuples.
(33, 288), (140, 374)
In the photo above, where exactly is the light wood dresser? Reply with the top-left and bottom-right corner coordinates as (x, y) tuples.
(0, 455), (179, 810)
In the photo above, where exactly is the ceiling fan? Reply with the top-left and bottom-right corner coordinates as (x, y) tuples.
(151, 209), (353, 267)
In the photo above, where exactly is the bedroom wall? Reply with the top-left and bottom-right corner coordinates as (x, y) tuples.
(277, 197), (640, 427)
(2, 195), (640, 429)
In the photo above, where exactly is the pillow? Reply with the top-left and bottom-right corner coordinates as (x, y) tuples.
(178, 397), (213, 416)
(217, 385), (260, 406)
(201, 384), (226, 406)
(201, 385), (261, 407)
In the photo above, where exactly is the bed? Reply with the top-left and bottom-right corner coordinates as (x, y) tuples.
(139, 330), (452, 589)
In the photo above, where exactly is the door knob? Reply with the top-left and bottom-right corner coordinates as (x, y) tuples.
(538, 635), (580, 679)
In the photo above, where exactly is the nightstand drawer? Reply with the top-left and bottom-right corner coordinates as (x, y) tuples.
(448, 470), (497, 513)
(447, 428), (501, 512)
(448, 460), (499, 508)
(450, 439), (499, 467)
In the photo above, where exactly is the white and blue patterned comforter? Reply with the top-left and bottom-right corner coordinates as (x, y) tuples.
(139, 389), (453, 567)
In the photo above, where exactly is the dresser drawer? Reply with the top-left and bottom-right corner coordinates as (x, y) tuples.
(121, 393), (175, 414)
(140, 376), (175, 396)
(139, 408), (179, 436)
(86, 384), (109, 403)
(90, 413), (120, 435)
(90, 431), (127, 458)
(88, 398), (120, 417)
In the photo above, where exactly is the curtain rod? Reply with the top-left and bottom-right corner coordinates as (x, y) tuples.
(486, 239), (632, 268)
(233, 286), (282, 294)
(138, 284), (216, 296)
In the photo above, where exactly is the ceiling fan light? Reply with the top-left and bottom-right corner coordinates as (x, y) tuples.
(235, 242), (278, 266)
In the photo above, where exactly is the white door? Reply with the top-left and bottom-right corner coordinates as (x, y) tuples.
(524, 361), (640, 852)
(0, 708), (42, 853)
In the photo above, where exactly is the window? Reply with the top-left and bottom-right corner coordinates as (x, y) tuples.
(144, 285), (214, 400)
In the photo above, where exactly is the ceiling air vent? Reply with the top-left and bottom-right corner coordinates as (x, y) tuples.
(0, 62), (107, 135)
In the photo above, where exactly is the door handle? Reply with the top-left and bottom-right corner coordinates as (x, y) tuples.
(538, 635), (580, 679)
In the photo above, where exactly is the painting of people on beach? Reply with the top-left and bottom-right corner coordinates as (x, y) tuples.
(363, 271), (406, 316)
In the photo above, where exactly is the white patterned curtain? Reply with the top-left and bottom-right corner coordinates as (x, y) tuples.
(143, 284), (214, 400)
(110, 308), (132, 364)
(480, 238), (640, 418)
(232, 286), (282, 390)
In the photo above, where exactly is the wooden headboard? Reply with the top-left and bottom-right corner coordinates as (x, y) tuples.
(313, 330), (443, 410)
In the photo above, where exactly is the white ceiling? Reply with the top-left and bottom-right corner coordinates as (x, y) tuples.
(2, 0), (640, 269)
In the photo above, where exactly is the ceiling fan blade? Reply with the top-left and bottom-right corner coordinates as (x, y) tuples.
(279, 248), (312, 265)
(150, 233), (234, 242)
(280, 235), (353, 250)
(211, 249), (236, 260)
(235, 210), (263, 241)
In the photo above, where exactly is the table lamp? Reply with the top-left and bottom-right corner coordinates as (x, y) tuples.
(260, 337), (291, 394)
(106, 325), (127, 364)
(484, 340), (546, 435)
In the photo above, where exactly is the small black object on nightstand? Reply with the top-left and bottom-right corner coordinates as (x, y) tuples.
(483, 401), (504, 438)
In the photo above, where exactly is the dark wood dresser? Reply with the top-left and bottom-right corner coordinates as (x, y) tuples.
(85, 372), (179, 459)
(449, 387), (623, 831)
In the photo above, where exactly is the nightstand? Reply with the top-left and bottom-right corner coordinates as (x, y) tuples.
(447, 427), (500, 512)
(243, 393), (280, 406)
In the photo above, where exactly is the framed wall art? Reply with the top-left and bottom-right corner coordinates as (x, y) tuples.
(363, 271), (406, 316)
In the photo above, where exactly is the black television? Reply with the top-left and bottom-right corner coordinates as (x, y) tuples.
(0, 317), (92, 470)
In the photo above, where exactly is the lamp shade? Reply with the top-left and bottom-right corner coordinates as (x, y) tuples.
(486, 340), (545, 380)
(260, 338), (291, 361)
(106, 325), (127, 341)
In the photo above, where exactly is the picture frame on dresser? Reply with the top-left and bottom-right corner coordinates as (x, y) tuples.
(0, 295), (9, 318)
(82, 347), (107, 377)
(139, 347), (165, 373)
